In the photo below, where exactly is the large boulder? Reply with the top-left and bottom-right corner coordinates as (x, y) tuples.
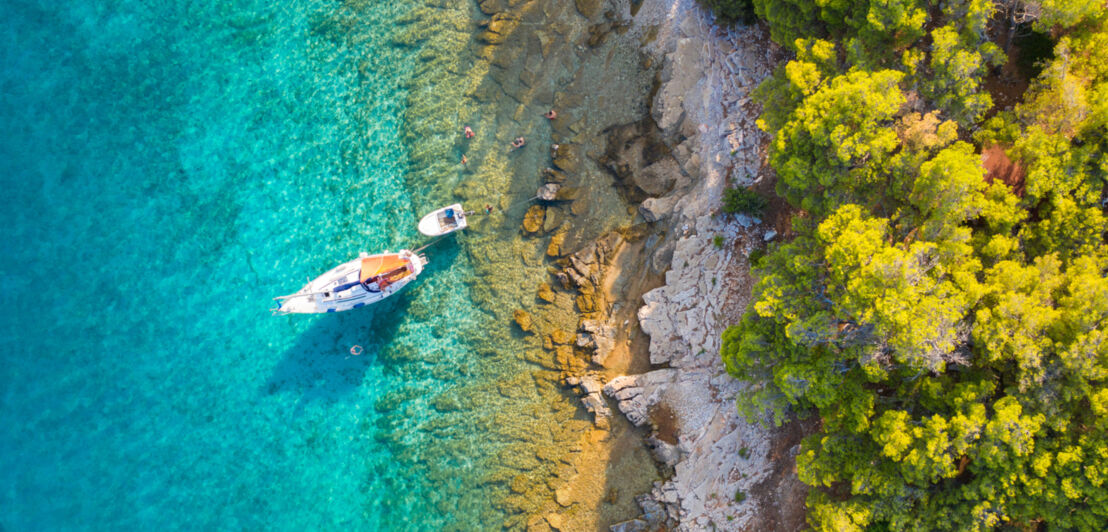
(552, 144), (580, 173)
(587, 22), (613, 47)
(522, 204), (545, 233)
(646, 436), (681, 467)
(639, 195), (678, 222)
(547, 231), (567, 257)
(579, 319), (617, 366)
(549, 329), (576, 345)
(635, 158), (680, 197)
(537, 183), (560, 201)
(543, 205), (565, 233)
(554, 186), (580, 201)
(477, 0), (505, 15)
(575, 0), (602, 18)
(477, 13), (520, 45)
(513, 309), (533, 332)
(542, 167), (568, 183)
(537, 282), (557, 303)
(575, 293), (599, 313)
(602, 370), (677, 426)
(574, 373), (611, 429)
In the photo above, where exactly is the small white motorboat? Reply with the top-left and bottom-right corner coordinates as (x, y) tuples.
(418, 203), (468, 237)
(274, 249), (427, 314)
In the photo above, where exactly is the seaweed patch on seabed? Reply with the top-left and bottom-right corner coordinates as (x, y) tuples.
(386, 0), (668, 529)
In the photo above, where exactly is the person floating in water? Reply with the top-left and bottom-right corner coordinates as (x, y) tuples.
(464, 125), (475, 139)
(461, 154), (468, 166)
(510, 137), (525, 151)
(544, 109), (557, 119)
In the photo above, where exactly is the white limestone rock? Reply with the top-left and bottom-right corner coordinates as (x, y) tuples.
(640, 194), (678, 222)
(611, 0), (786, 529)
(579, 319), (617, 366)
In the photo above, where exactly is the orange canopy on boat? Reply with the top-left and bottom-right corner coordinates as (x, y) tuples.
(359, 255), (408, 283)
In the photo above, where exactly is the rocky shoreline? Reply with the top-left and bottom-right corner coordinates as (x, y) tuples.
(535, 1), (811, 530)
(459, 0), (807, 529)
(604, 2), (793, 530)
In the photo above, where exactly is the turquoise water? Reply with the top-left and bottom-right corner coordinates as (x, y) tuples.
(0, 1), (536, 529)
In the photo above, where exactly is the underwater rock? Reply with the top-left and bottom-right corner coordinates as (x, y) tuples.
(542, 167), (568, 183)
(510, 474), (529, 494)
(553, 186), (580, 201)
(549, 329), (575, 345)
(545, 513), (564, 531)
(542, 205), (565, 233)
(552, 144), (580, 173)
(554, 270), (572, 291)
(513, 309), (533, 332)
(547, 231), (567, 257)
(522, 204), (546, 234)
(574, 0), (602, 18)
(477, 0), (505, 15)
(477, 13), (520, 45)
(555, 345), (587, 374)
(537, 282), (557, 303)
(570, 193), (588, 216)
(575, 293), (598, 313)
(619, 222), (655, 243)
(555, 486), (573, 507)
(524, 350), (558, 370)
(586, 22), (613, 47)
(565, 266), (592, 292)
(537, 183), (560, 201)
(431, 394), (462, 412)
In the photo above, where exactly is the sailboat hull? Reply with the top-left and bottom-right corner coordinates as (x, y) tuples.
(274, 249), (426, 314)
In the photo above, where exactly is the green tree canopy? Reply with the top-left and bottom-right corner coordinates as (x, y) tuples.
(726, 3), (1108, 529)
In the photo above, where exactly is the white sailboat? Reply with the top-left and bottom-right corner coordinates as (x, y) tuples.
(273, 249), (427, 314)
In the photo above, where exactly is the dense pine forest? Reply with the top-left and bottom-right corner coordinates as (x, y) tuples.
(719, 1), (1108, 529)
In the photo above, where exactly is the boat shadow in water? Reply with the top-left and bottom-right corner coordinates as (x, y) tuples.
(262, 287), (412, 410)
(262, 238), (461, 410)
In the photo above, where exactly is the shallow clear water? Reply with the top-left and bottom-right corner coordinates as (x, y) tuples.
(0, 1), (534, 529)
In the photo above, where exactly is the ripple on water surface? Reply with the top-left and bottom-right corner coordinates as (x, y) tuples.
(0, 1), (547, 529)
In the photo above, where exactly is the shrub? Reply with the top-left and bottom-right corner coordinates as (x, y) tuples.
(713, 234), (725, 248)
(699, 0), (756, 25)
(722, 187), (767, 216)
(747, 248), (765, 266)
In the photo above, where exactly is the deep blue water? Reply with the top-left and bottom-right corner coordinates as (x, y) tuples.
(0, 1), (505, 529)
